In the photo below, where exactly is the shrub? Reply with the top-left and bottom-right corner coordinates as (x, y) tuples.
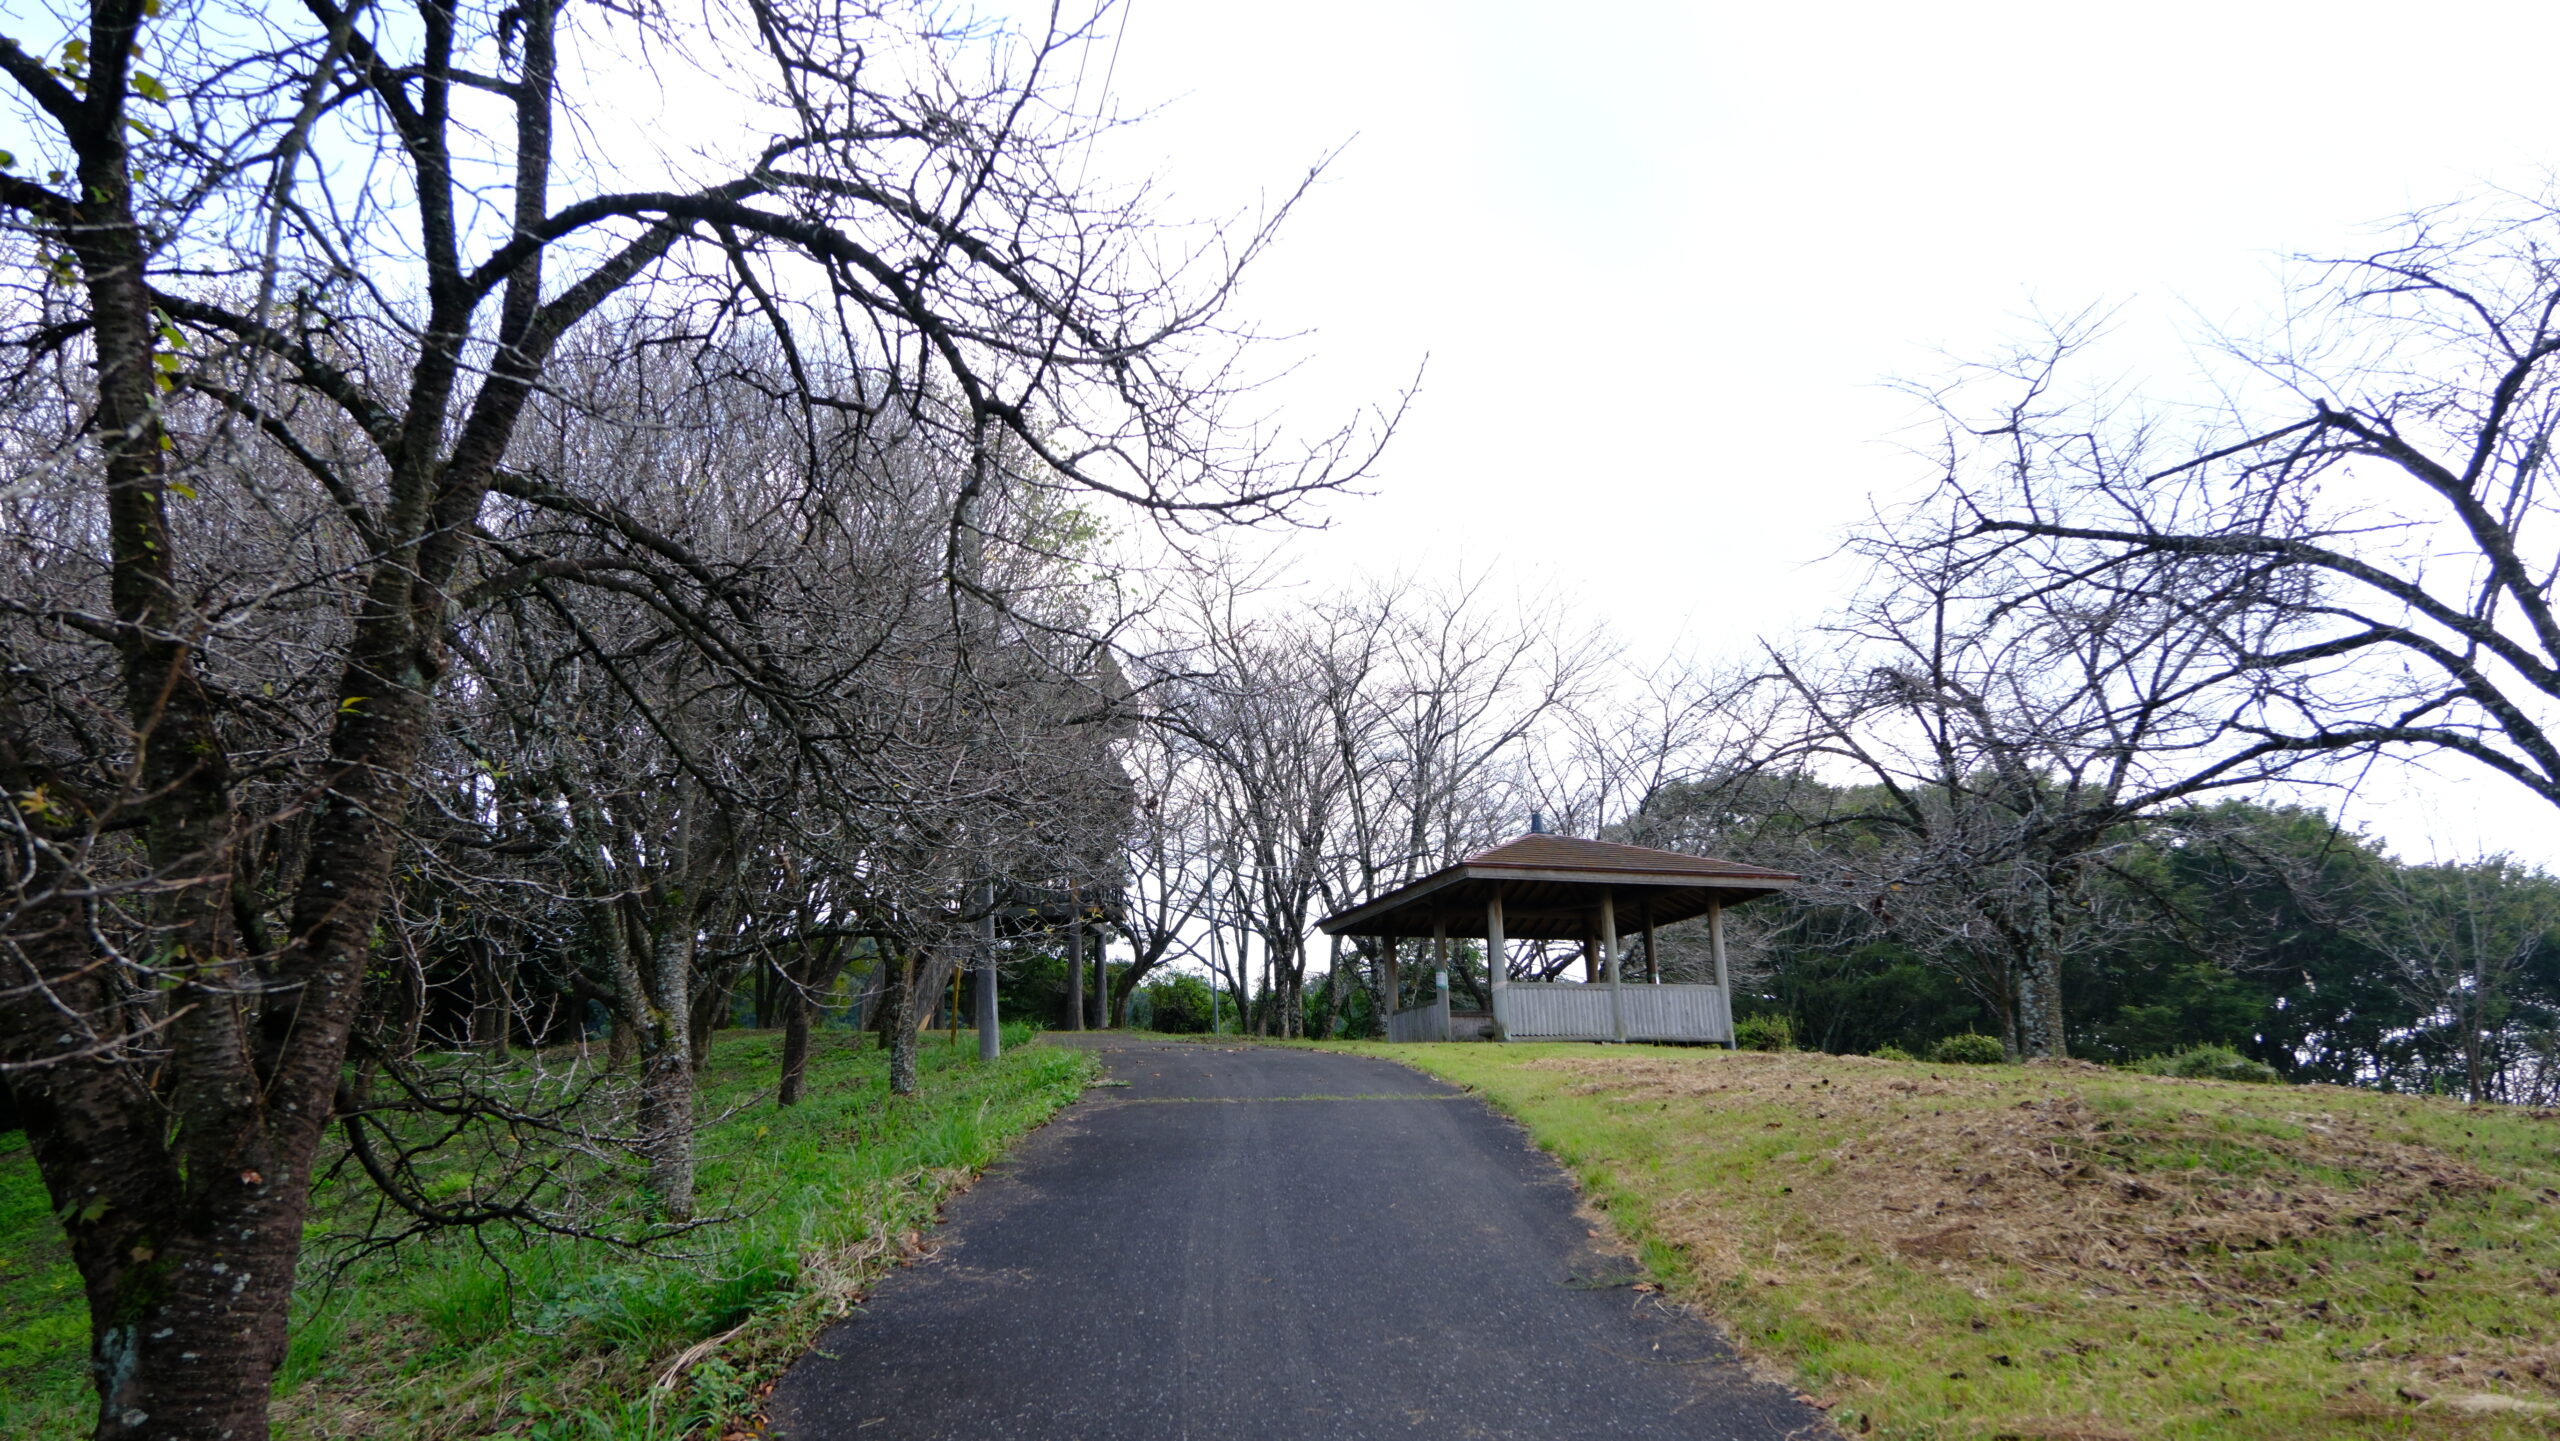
(1733, 1013), (1794, 1052)
(1928, 1033), (2007, 1065)
(2129, 1044), (2281, 1084)
(1871, 1043), (1917, 1062)
(1137, 974), (1218, 1034)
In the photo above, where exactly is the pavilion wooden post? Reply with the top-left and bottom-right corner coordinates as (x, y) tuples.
(1643, 900), (1659, 984)
(1485, 888), (1508, 1040)
(1433, 919), (1451, 1039)
(1600, 888), (1627, 1043)
(1383, 935), (1401, 1035)
(1709, 896), (1731, 1047)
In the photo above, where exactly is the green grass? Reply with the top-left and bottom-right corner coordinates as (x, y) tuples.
(1333, 1041), (2560, 1441)
(0, 1025), (1094, 1440)
(0, 1127), (84, 1433)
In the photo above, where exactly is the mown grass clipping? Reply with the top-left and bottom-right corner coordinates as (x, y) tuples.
(1363, 1041), (2560, 1441)
(0, 1025), (1094, 1440)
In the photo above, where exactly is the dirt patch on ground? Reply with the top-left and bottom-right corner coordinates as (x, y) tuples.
(1524, 1051), (2500, 1298)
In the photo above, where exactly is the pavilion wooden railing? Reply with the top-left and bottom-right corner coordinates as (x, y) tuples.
(1501, 981), (1730, 1044)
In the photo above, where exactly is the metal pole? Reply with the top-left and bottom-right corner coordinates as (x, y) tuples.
(1433, 919), (1451, 1042)
(976, 881), (1000, 1061)
(1601, 888), (1626, 1043)
(1486, 888), (1507, 1041)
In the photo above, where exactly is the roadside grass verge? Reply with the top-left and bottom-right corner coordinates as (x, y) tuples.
(1349, 1041), (2560, 1440)
(0, 1026), (1094, 1440)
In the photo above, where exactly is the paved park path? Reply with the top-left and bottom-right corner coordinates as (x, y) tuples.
(767, 1035), (1833, 1441)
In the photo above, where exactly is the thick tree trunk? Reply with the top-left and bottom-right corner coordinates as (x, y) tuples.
(2025, 951), (2067, 1059)
(0, 911), (287, 1441)
(641, 924), (698, 1219)
(2017, 886), (2070, 1060)
(10, 627), (439, 1441)
(778, 982), (812, 1106)
(887, 954), (920, 1097)
(1089, 933), (1108, 1030)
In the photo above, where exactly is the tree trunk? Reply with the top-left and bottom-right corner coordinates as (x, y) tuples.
(778, 980), (812, 1106)
(2019, 887), (2070, 1059)
(2, 909), (293, 1441)
(640, 923), (698, 1219)
(1065, 910), (1085, 1031)
(1319, 934), (1349, 1038)
(688, 964), (731, 1073)
(468, 939), (512, 1057)
(888, 953), (920, 1097)
(1089, 931), (1108, 1030)
(9, 607), (438, 1441)
(1999, 969), (2026, 1062)
(775, 939), (846, 1107)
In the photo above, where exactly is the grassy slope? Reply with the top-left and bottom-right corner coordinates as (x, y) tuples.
(0, 1026), (1093, 1440)
(1352, 1041), (2560, 1441)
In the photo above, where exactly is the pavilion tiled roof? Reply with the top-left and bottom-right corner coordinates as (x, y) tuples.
(1457, 834), (1796, 881)
(1318, 833), (1798, 939)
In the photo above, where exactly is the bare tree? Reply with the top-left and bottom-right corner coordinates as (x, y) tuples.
(1920, 199), (2560, 873)
(1106, 715), (1213, 1025)
(1730, 489), (2315, 1058)
(1322, 576), (1602, 1015)
(0, 1), (1386, 1433)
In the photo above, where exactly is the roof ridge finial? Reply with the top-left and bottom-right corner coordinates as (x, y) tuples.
(1528, 810), (1544, 835)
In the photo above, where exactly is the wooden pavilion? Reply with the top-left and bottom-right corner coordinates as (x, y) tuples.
(1318, 834), (1798, 1044)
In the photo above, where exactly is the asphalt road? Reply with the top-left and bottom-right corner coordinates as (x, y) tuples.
(766, 1035), (1832, 1441)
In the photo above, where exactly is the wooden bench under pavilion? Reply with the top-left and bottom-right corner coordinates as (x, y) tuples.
(1318, 834), (1798, 1044)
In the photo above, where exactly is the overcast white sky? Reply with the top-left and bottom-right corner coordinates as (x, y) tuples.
(1025, 0), (2560, 864)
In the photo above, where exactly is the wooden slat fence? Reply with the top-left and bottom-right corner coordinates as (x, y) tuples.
(1499, 982), (1730, 1043)
(1387, 994), (1452, 1042)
